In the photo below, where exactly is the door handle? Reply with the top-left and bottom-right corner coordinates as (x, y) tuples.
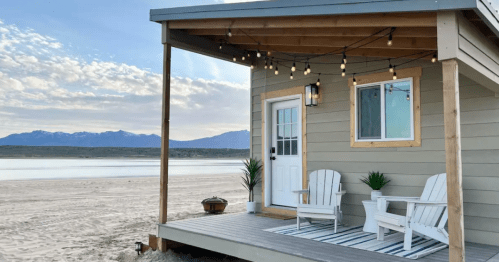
(270, 156), (276, 160)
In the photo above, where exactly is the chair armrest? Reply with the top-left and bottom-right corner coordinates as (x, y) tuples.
(406, 200), (447, 206)
(377, 196), (420, 202)
(335, 190), (346, 196)
(293, 189), (309, 195)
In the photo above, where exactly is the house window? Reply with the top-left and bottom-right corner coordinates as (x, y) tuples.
(350, 67), (421, 148)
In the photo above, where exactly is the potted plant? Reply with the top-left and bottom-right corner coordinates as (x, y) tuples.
(241, 158), (262, 213)
(360, 171), (390, 200)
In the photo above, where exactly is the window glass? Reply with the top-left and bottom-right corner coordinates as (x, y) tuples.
(284, 140), (290, 155)
(291, 140), (297, 155)
(277, 141), (283, 155)
(278, 109), (283, 124)
(385, 81), (411, 139)
(291, 108), (298, 123)
(358, 86), (381, 139)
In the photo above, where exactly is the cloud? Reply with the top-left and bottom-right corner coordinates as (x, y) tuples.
(0, 21), (250, 140)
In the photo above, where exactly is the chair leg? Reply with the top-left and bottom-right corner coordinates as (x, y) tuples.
(377, 226), (385, 241)
(297, 216), (300, 230)
(334, 218), (338, 233)
(404, 228), (413, 251)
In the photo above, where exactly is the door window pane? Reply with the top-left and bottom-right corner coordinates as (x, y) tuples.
(278, 109), (284, 124)
(277, 141), (283, 155)
(284, 124), (291, 139)
(291, 124), (297, 139)
(291, 140), (298, 155)
(277, 125), (283, 139)
(358, 86), (381, 139)
(291, 108), (298, 123)
(284, 140), (290, 155)
(284, 108), (291, 123)
(385, 81), (411, 139)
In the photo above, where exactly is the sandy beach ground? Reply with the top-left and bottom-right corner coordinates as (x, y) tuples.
(0, 174), (247, 261)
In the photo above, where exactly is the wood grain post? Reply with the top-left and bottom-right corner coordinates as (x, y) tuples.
(442, 59), (465, 262)
(159, 21), (171, 252)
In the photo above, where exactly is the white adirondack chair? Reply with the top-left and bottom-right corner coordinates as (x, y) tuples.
(375, 173), (448, 251)
(293, 169), (346, 233)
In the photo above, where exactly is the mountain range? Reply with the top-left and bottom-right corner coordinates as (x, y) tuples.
(0, 130), (250, 149)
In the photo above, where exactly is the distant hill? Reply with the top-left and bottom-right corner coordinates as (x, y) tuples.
(0, 130), (250, 149)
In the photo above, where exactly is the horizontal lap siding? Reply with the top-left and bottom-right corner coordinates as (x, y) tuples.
(249, 55), (499, 245)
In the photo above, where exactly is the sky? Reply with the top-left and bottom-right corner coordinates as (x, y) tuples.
(0, 0), (261, 140)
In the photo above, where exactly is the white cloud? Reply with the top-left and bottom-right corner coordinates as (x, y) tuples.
(0, 21), (250, 140)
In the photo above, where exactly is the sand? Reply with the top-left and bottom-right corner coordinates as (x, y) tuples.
(0, 174), (247, 261)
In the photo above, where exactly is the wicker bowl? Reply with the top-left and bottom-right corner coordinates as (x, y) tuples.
(201, 196), (228, 213)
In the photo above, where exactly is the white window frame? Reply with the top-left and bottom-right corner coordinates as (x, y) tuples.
(354, 77), (414, 142)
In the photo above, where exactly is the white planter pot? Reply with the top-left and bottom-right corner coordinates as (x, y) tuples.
(371, 190), (382, 201)
(246, 201), (256, 213)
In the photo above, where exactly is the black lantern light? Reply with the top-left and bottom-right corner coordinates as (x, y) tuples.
(305, 84), (319, 107)
(135, 241), (142, 255)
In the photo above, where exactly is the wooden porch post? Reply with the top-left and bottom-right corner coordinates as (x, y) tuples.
(158, 21), (171, 252)
(442, 59), (465, 262)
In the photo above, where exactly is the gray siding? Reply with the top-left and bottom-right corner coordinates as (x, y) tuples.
(250, 54), (499, 246)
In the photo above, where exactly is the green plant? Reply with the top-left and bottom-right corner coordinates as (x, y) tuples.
(360, 171), (390, 190)
(241, 158), (262, 202)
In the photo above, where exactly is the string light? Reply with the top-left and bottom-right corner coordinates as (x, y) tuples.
(267, 51), (272, 56)
(247, 52), (251, 58)
(307, 61), (311, 73)
(291, 62), (296, 72)
(227, 29), (232, 37)
(250, 64), (254, 69)
(233, 55), (236, 62)
(316, 74), (321, 86)
(242, 55), (245, 61)
(342, 51), (347, 64)
(392, 66), (397, 80)
(264, 59), (268, 69)
(342, 69), (346, 77)
(389, 84), (393, 94)
(432, 53), (437, 63)
(290, 72), (293, 80)
(304, 66), (308, 75)
(374, 91), (378, 99)
(406, 93), (410, 101)
(340, 61), (346, 69)
(387, 30), (393, 46)
(388, 60), (394, 73)
(256, 49), (261, 58)
(275, 65), (279, 75)
(219, 43), (223, 50)
(353, 74), (357, 86)
(269, 58), (273, 69)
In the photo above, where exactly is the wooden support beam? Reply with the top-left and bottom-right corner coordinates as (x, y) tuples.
(213, 35), (436, 50)
(159, 21), (171, 252)
(187, 27), (438, 38)
(169, 12), (437, 29)
(442, 59), (465, 262)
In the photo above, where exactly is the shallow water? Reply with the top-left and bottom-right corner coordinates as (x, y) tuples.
(0, 159), (245, 181)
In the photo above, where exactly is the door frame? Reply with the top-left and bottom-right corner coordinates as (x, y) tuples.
(260, 86), (308, 215)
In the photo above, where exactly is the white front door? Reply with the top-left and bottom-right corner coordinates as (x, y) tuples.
(270, 99), (302, 207)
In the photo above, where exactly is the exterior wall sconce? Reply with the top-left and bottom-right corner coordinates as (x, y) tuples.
(135, 241), (143, 255)
(305, 84), (319, 107)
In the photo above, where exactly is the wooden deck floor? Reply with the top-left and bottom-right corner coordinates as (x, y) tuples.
(158, 213), (499, 262)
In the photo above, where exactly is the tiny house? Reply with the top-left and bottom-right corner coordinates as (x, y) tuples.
(149, 1), (499, 261)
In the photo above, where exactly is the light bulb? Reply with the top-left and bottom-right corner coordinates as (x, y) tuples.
(387, 33), (393, 46)
(340, 63), (345, 70)
(219, 43), (222, 50)
(390, 85), (393, 92)
(290, 72), (293, 80)
(393, 72), (397, 80)
(247, 53), (251, 58)
(291, 62), (296, 72)
(316, 79), (321, 86)
(233, 55), (236, 62)
(342, 52), (347, 64)
(275, 66), (279, 75)
(389, 64), (394, 73)
(250, 64), (254, 69)
(269, 61), (273, 70)
(267, 51), (271, 56)
(307, 63), (311, 73)
(432, 54), (437, 63)
(407, 94), (410, 100)
(257, 50), (261, 58)
(304, 68), (307, 75)
(242, 56), (245, 61)
(264, 61), (268, 69)
(353, 78), (357, 86)
(227, 29), (232, 37)
(342, 69), (346, 77)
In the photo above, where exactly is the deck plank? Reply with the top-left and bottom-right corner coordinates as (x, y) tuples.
(160, 213), (499, 262)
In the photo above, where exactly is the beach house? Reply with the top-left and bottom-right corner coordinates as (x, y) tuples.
(148, 1), (499, 261)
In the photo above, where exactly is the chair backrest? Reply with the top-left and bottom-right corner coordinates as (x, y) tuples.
(308, 169), (341, 207)
(412, 173), (447, 227)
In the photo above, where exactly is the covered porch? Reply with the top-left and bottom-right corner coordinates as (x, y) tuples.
(157, 213), (499, 262)
(150, 1), (499, 261)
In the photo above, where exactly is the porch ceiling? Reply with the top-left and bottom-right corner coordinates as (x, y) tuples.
(165, 12), (438, 62)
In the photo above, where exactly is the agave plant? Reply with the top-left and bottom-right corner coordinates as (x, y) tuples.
(360, 171), (390, 190)
(241, 158), (262, 202)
